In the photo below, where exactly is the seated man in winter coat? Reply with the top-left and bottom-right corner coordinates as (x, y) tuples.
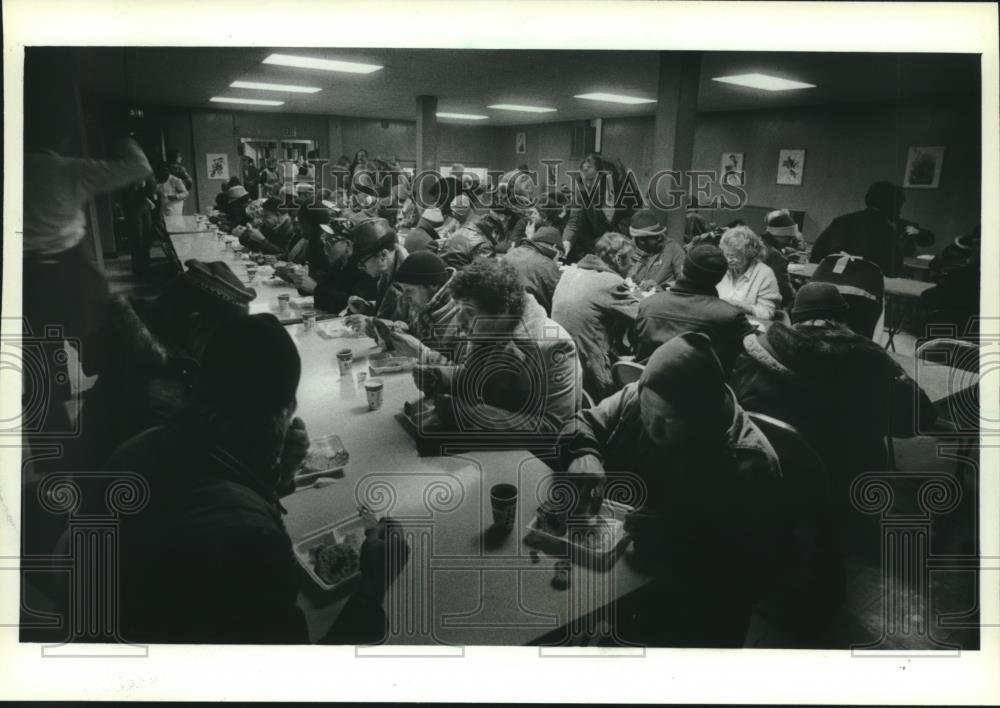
(502, 225), (564, 315)
(556, 332), (782, 647)
(551, 232), (639, 402)
(108, 314), (409, 644)
(412, 258), (582, 438)
(235, 197), (295, 255)
(760, 209), (804, 309)
(77, 260), (254, 468)
(346, 218), (408, 320)
(627, 209), (686, 292)
(731, 282), (935, 493)
(634, 244), (756, 373)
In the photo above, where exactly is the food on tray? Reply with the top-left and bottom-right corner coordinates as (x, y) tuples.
(309, 536), (361, 586)
(297, 435), (349, 478)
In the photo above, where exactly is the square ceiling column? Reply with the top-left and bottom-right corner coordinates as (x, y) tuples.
(416, 95), (439, 205)
(651, 51), (702, 239)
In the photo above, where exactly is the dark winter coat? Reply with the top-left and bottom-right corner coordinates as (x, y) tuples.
(810, 208), (934, 277)
(502, 239), (562, 315)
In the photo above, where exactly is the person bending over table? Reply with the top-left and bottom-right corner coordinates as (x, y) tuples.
(557, 332), (782, 647)
(235, 197), (295, 255)
(411, 258), (582, 437)
(502, 225), (565, 316)
(716, 226), (782, 323)
(345, 218), (408, 320)
(633, 244), (756, 372)
(551, 232), (639, 403)
(627, 208), (686, 292)
(731, 282), (935, 499)
(350, 251), (461, 358)
(107, 314), (409, 644)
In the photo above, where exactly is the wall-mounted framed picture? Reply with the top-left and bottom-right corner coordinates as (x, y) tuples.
(776, 149), (806, 186)
(903, 146), (945, 189)
(206, 153), (230, 180)
(720, 152), (744, 186)
(515, 132), (526, 155)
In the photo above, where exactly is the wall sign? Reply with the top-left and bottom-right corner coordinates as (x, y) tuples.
(776, 149), (806, 186)
(720, 152), (744, 186)
(903, 146), (945, 189)
(515, 132), (526, 155)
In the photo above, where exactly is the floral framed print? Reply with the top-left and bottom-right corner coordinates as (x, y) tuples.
(776, 149), (806, 185)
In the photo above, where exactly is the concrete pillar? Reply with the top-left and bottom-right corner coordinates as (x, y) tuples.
(650, 52), (702, 240)
(415, 95), (439, 205)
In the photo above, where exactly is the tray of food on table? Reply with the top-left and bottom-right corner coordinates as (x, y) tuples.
(294, 434), (349, 486)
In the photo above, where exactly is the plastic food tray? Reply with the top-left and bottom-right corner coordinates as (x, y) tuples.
(524, 499), (634, 568)
(369, 351), (417, 375)
(294, 517), (367, 592)
(294, 434), (349, 485)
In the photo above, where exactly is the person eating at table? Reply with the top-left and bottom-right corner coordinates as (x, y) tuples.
(556, 332), (782, 647)
(345, 218), (408, 320)
(810, 181), (935, 277)
(634, 244), (755, 372)
(380, 251), (461, 358)
(502, 225), (564, 316)
(75, 260), (255, 468)
(292, 224), (379, 316)
(411, 257), (582, 437)
(627, 208), (686, 292)
(286, 202), (337, 274)
(716, 226), (782, 323)
(235, 197), (295, 255)
(551, 232), (639, 402)
(760, 209), (803, 308)
(107, 314), (409, 644)
(731, 281), (935, 495)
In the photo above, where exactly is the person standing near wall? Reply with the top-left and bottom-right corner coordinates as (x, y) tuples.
(155, 161), (189, 217)
(166, 148), (193, 191)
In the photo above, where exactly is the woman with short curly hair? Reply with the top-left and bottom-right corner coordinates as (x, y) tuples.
(717, 225), (782, 321)
(411, 257), (582, 436)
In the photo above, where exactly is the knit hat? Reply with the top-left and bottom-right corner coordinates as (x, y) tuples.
(638, 332), (730, 434)
(791, 282), (849, 324)
(261, 197), (282, 214)
(182, 260), (256, 310)
(403, 227), (436, 254)
(531, 226), (563, 248)
(226, 185), (249, 200)
(396, 251), (449, 286)
(198, 313), (301, 411)
(420, 208), (445, 228)
(351, 218), (397, 260)
(681, 244), (729, 286)
(764, 209), (800, 239)
(629, 209), (667, 239)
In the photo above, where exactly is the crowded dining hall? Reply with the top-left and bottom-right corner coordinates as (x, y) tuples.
(17, 45), (986, 650)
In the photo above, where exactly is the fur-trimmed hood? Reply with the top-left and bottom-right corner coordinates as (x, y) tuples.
(742, 320), (896, 385)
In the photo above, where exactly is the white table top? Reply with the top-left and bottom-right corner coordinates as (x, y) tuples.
(164, 214), (209, 235)
(891, 351), (979, 406)
(169, 232), (321, 324)
(282, 319), (652, 645)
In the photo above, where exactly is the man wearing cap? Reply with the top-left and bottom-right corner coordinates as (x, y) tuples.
(634, 244), (756, 372)
(810, 181), (934, 277)
(558, 332), (782, 647)
(381, 252), (461, 359)
(761, 209), (804, 308)
(108, 314), (410, 644)
(236, 197), (294, 255)
(502, 225), (564, 315)
(627, 208), (686, 291)
(732, 282), (934, 488)
(401, 208), (445, 254)
(76, 260), (256, 468)
(347, 218), (408, 320)
(551, 233), (640, 402)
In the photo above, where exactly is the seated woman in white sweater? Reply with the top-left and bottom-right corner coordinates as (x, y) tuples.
(716, 226), (782, 322)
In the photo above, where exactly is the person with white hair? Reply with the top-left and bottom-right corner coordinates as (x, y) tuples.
(716, 226), (782, 322)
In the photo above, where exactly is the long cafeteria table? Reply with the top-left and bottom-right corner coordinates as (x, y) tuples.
(281, 318), (653, 646)
(164, 214), (209, 235)
(168, 228), (328, 324)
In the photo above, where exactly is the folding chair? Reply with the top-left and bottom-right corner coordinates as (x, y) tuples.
(811, 254), (885, 340)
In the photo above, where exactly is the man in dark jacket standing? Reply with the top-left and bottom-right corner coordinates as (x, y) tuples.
(634, 244), (756, 372)
(810, 181), (934, 277)
(502, 225), (564, 315)
(557, 332), (782, 646)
